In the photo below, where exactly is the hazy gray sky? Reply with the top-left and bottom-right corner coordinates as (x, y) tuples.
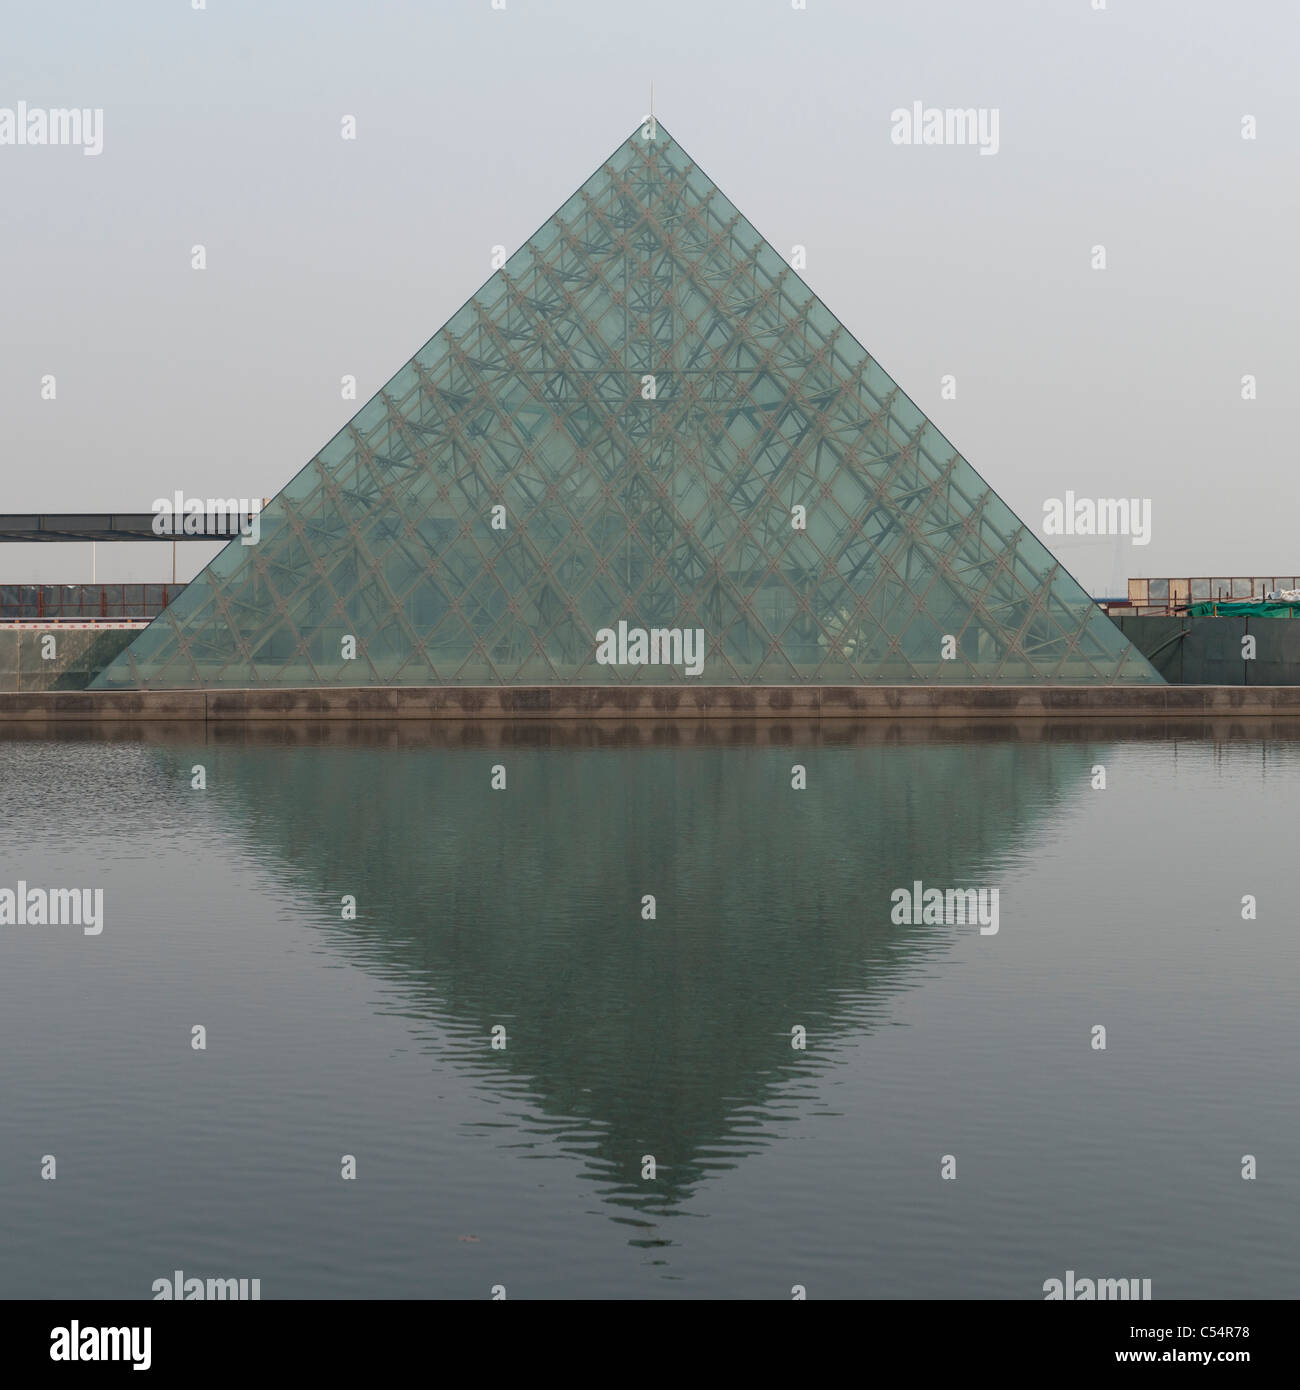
(2, 0), (1296, 594)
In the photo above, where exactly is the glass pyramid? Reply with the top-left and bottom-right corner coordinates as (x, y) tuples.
(94, 123), (1161, 688)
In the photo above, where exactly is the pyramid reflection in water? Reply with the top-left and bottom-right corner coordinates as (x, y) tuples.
(192, 725), (1097, 1227)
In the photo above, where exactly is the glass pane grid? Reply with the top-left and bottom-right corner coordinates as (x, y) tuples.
(93, 124), (1160, 690)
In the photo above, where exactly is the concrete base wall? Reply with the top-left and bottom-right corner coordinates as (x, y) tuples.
(1116, 615), (1300, 684)
(0, 628), (136, 692)
(6, 684), (1300, 721)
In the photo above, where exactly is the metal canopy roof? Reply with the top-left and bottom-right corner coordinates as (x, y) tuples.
(0, 514), (258, 542)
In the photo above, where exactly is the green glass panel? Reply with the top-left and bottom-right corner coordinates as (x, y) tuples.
(93, 124), (1161, 690)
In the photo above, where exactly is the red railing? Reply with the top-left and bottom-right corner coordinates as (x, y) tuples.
(0, 584), (184, 621)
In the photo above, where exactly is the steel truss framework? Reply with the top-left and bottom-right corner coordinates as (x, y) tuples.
(95, 124), (1161, 688)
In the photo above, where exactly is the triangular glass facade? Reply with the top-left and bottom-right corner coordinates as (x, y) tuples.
(94, 123), (1160, 688)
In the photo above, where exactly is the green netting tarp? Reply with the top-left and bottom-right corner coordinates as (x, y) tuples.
(1184, 601), (1300, 618)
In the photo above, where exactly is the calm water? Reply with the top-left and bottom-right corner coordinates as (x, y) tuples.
(1, 720), (1297, 1300)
